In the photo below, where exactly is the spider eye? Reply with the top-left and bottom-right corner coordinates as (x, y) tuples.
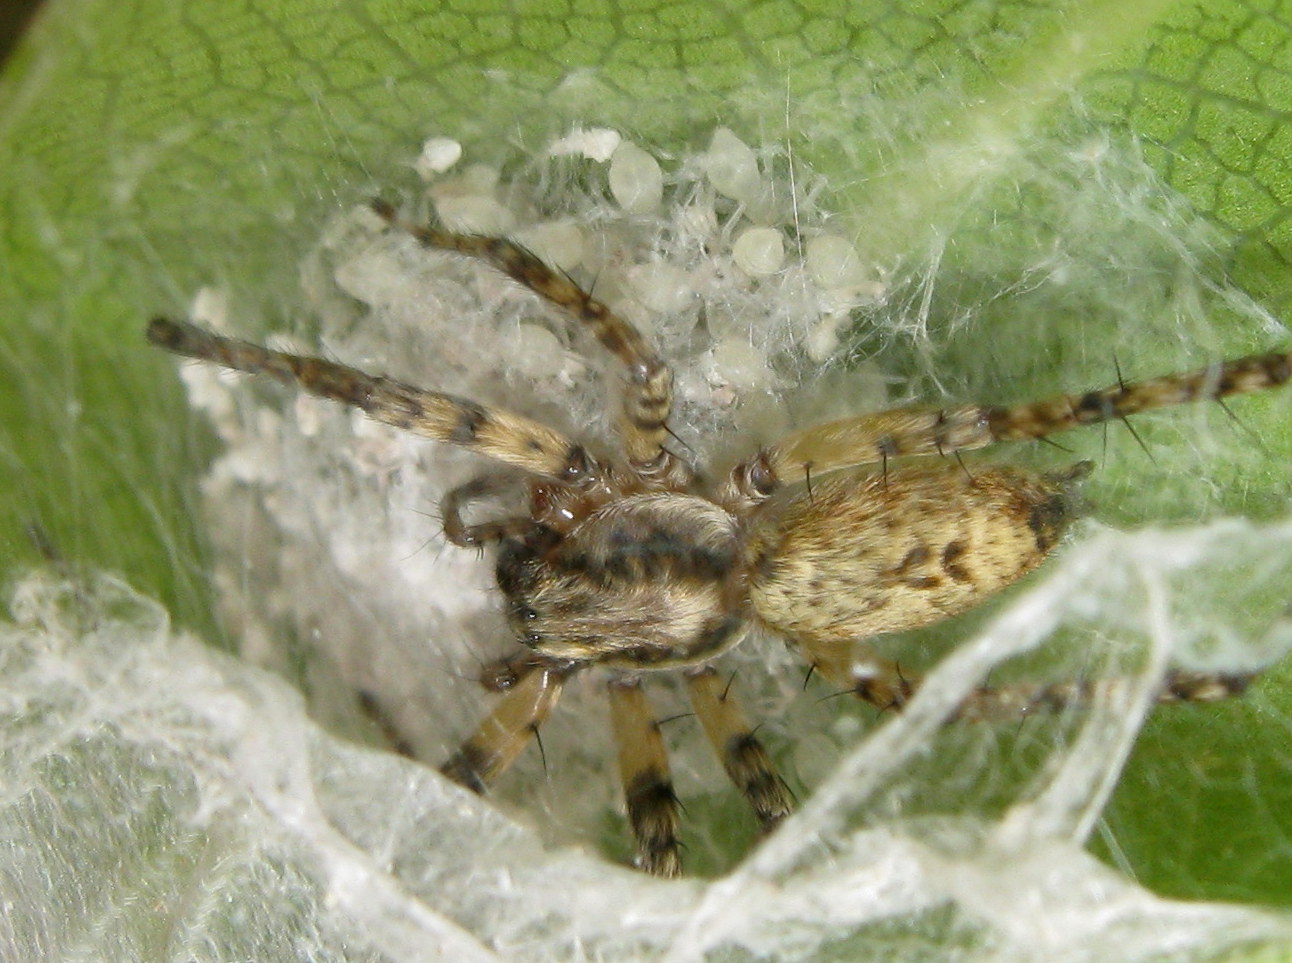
(524, 631), (543, 646)
(511, 603), (540, 625)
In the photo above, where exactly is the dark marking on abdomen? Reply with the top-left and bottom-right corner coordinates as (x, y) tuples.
(893, 544), (930, 575)
(941, 540), (972, 582)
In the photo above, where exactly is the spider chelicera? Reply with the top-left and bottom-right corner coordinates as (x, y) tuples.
(149, 197), (1288, 876)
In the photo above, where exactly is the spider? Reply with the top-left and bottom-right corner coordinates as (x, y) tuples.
(148, 198), (1290, 877)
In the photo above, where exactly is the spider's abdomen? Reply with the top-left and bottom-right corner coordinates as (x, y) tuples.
(496, 493), (744, 668)
(743, 463), (1088, 647)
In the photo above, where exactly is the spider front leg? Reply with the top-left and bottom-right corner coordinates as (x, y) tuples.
(440, 660), (571, 792)
(147, 318), (598, 482)
(371, 200), (684, 483)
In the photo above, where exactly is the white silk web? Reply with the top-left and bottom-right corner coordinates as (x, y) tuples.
(5, 109), (1292, 962)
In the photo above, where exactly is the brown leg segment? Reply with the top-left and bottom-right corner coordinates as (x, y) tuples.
(685, 667), (791, 832)
(371, 200), (680, 478)
(722, 350), (1292, 508)
(440, 663), (568, 792)
(147, 318), (594, 481)
(607, 677), (682, 877)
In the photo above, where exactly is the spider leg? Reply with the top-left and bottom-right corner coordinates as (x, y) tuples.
(722, 350), (1292, 507)
(356, 690), (417, 758)
(148, 318), (595, 481)
(607, 677), (682, 877)
(801, 641), (914, 712)
(955, 667), (1255, 719)
(439, 660), (570, 792)
(371, 200), (682, 481)
(685, 667), (792, 832)
(804, 642), (1255, 721)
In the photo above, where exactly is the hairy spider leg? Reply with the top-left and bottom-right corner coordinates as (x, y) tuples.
(370, 200), (680, 479)
(684, 667), (792, 832)
(147, 318), (595, 481)
(723, 350), (1292, 507)
(439, 662), (569, 792)
(607, 677), (682, 877)
(803, 641), (1255, 721)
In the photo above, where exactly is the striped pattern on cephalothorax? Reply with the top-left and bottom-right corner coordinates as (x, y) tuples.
(494, 492), (745, 667)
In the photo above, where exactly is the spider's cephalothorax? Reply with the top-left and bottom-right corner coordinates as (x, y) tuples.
(493, 490), (745, 667)
(149, 198), (1288, 876)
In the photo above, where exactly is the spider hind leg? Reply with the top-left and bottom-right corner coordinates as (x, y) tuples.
(806, 643), (1256, 722)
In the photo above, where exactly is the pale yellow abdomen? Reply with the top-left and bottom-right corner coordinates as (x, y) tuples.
(743, 463), (1085, 646)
